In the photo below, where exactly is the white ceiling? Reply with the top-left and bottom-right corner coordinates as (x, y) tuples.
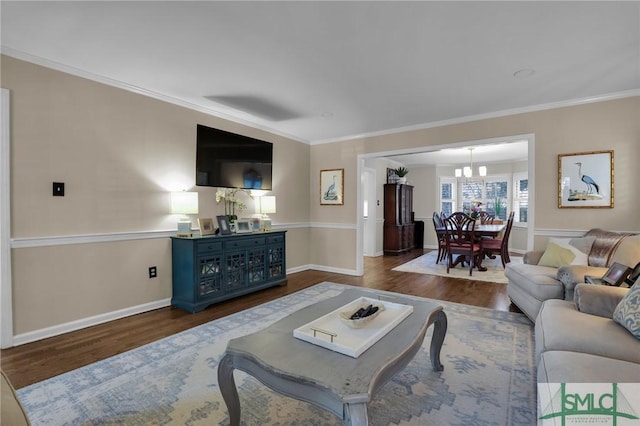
(385, 140), (529, 167)
(1, 1), (639, 151)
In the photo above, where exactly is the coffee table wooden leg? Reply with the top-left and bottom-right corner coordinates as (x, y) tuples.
(430, 310), (447, 371)
(218, 353), (241, 426)
(344, 402), (368, 426)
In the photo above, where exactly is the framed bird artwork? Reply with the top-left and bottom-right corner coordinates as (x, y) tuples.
(320, 168), (344, 205)
(558, 150), (613, 208)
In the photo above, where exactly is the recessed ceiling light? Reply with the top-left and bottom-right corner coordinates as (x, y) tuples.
(513, 68), (536, 79)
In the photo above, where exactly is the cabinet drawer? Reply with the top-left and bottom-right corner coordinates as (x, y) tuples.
(224, 237), (266, 250)
(197, 240), (223, 252)
(267, 235), (284, 244)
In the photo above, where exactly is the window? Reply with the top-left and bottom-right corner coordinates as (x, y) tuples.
(485, 180), (508, 221)
(458, 177), (509, 220)
(439, 173), (528, 224)
(439, 178), (456, 217)
(513, 172), (528, 223)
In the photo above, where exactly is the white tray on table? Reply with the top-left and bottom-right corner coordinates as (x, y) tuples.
(293, 296), (414, 358)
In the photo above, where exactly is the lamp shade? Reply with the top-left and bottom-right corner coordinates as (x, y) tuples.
(170, 192), (199, 215)
(260, 196), (276, 214)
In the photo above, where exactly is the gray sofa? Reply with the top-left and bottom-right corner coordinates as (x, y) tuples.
(536, 284), (640, 383)
(505, 229), (640, 321)
(1, 370), (30, 425)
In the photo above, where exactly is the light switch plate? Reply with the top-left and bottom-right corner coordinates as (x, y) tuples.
(53, 182), (65, 196)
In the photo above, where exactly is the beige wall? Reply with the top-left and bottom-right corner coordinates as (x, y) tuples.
(3, 53), (639, 339)
(310, 96), (640, 267)
(3, 56), (311, 336)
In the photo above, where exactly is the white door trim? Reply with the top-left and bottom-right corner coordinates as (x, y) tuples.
(1, 88), (13, 348)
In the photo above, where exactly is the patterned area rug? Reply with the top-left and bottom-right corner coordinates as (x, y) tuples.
(18, 282), (536, 425)
(393, 251), (523, 284)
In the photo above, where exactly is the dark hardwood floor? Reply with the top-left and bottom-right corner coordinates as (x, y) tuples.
(1, 249), (520, 389)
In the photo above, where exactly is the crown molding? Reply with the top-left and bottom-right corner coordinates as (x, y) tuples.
(0, 47), (309, 145)
(4, 46), (637, 148)
(312, 89), (640, 145)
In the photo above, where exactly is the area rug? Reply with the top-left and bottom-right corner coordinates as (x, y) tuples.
(17, 282), (536, 425)
(392, 251), (523, 284)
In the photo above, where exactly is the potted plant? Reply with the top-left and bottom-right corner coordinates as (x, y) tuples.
(216, 188), (252, 223)
(494, 197), (504, 218)
(395, 167), (409, 184)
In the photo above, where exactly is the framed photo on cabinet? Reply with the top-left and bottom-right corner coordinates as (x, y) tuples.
(320, 169), (344, 205)
(235, 219), (253, 233)
(198, 218), (215, 235)
(216, 215), (232, 235)
(558, 150), (613, 208)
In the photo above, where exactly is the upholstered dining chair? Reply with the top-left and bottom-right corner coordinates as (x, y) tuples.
(482, 211), (515, 267)
(432, 212), (448, 263)
(443, 212), (484, 276)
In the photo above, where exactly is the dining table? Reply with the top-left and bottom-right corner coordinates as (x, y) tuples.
(437, 222), (506, 272)
(474, 223), (505, 238)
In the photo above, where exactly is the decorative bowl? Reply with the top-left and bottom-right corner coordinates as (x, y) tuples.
(339, 302), (385, 328)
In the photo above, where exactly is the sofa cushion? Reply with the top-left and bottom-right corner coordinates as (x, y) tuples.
(538, 237), (595, 267)
(538, 351), (640, 383)
(506, 263), (564, 301)
(613, 283), (640, 339)
(535, 299), (640, 364)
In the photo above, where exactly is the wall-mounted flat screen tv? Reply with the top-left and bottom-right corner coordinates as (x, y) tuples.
(196, 124), (273, 190)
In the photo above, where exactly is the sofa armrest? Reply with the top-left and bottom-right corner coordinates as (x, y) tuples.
(1, 370), (30, 425)
(557, 265), (609, 300)
(573, 283), (629, 318)
(523, 251), (544, 265)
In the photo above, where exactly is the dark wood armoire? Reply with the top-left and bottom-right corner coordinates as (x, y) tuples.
(383, 183), (415, 255)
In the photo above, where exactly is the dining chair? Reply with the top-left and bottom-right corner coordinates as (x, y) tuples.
(432, 212), (448, 263)
(478, 211), (495, 225)
(443, 212), (484, 276)
(481, 211), (515, 267)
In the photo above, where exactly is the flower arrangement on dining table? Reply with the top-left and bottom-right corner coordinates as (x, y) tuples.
(469, 201), (483, 219)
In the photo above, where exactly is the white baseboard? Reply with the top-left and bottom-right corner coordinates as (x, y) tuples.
(286, 265), (310, 275)
(11, 265), (349, 347)
(307, 264), (360, 276)
(12, 298), (171, 347)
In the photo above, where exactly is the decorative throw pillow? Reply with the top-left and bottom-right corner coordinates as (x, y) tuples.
(537, 237), (596, 268)
(613, 284), (640, 339)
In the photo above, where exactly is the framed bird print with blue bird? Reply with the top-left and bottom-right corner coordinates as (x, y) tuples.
(320, 168), (344, 205)
(558, 150), (613, 208)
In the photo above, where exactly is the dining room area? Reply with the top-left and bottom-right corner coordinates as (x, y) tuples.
(432, 209), (515, 275)
(391, 207), (520, 284)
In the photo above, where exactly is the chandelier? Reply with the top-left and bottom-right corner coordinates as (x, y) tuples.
(455, 148), (487, 178)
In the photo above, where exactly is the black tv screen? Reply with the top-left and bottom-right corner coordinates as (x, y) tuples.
(196, 124), (273, 190)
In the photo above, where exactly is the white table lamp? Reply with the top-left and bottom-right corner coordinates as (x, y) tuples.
(259, 195), (276, 231)
(171, 191), (199, 237)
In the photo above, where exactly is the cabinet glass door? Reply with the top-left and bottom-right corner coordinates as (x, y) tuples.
(247, 248), (266, 284)
(268, 245), (285, 279)
(225, 251), (247, 292)
(198, 254), (223, 298)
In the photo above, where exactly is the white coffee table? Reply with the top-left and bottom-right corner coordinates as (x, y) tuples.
(217, 289), (447, 426)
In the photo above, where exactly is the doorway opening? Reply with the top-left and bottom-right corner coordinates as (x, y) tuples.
(355, 134), (535, 275)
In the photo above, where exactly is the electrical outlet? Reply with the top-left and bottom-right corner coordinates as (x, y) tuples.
(148, 266), (157, 279)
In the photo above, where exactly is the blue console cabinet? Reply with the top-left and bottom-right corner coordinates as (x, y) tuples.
(171, 230), (287, 313)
